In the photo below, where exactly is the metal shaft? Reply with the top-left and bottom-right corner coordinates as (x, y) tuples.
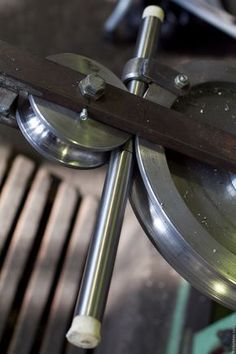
(128, 8), (162, 95)
(74, 143), (133, 320)
(66, 5), (163, 350)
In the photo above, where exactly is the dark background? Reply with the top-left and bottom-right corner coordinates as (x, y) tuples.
(0, 0), (235, 77)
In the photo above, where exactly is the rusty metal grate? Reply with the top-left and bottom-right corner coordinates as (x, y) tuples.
(0, 146), (98, 354)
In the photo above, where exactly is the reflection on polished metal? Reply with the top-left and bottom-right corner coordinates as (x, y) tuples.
(132, 60), (236, 309)
(67, 143), (133, 349)
(66, 6), (164, 349)
(16, 95), (107, 169)
(16, 53), (130, 169)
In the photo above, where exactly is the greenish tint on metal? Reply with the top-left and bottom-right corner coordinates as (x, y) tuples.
(165, 279), (191, 354)
(193, 312), (236, 354)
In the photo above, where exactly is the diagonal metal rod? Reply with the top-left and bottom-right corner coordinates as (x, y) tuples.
(66, 6), (164, 349)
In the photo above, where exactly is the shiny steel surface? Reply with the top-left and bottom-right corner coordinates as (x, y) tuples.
(104, 0), (132, 33)
(34, 53), (130, 152)
(16, 53), (130, 168)
(132, 60), (236, 309)
(75, 143), (133, 320)
(73, 7), (161, 332)
(128, 15), (161, 95)
(16, 95), (107, 169)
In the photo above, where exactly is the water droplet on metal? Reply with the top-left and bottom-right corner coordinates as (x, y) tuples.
(224, 103), (230, 112)
(80, 108), (88, 121)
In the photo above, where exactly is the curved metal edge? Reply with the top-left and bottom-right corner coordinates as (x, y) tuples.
(132, 59), (236, 309)
(16, 97), (108, 169)
(130, 167), (236, 310)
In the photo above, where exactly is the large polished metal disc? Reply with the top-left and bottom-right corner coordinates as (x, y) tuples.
(132, 60), (236, 309)
(17, 53), (130, 168)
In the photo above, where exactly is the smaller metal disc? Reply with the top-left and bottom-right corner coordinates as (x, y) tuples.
(31, 53), (130, 152)
(16, 53), (130, 168)
(16, 95), (108, 169)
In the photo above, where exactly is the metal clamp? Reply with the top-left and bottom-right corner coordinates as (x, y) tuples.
(122, 57), (190, 95)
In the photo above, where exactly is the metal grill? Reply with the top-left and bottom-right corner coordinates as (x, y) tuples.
(0, 142), (201, 354)
(0, 145), (98, 354)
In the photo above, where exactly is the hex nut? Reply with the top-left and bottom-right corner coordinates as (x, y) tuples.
(79, 73), (106, 100)
(175, 74), (189, 89)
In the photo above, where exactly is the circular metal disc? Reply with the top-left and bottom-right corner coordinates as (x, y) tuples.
(32, 53), (129, 152)
(17, 53), (130, 168)
(132, 60), (236, 309)
(16, 95), (108, 169)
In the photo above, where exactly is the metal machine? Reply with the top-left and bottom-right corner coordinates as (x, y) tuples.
(0, 5), (236, 350)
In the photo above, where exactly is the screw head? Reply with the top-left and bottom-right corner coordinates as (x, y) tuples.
(79, 108), (88, 121)
(175, 74), (189, 89)
(79, 73), (106, 100)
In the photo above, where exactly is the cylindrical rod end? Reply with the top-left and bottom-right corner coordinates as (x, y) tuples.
(66, 315), (101, 349)
(142, 5), (164, 22)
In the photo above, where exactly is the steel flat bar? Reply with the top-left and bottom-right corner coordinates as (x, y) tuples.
(0, 40), (236, 171)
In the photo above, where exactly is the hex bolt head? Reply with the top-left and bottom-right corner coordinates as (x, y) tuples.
(79, 73), (106, 100)
(175, 74), (189, 89)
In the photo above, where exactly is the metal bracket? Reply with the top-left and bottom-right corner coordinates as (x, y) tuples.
(122, 57), (190, 95)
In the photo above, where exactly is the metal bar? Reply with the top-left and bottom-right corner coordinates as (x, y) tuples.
(66, 5), (163, 350)
(0, 40), (236, 171)
(172, 0), (236, 39)
(66, 143), (133, 349)
(104, 0), (133, 33)
(40, 196), (98, 354)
